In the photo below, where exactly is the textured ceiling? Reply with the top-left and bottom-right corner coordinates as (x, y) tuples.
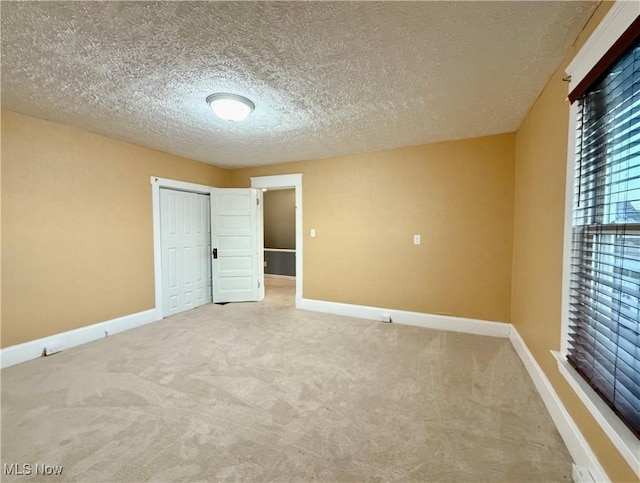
(1, 1), (597, 168)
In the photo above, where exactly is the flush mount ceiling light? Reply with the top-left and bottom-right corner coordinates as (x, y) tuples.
(206, 93), (254, 122)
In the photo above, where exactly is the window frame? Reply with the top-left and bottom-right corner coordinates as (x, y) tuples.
(559, 2), (640, 477)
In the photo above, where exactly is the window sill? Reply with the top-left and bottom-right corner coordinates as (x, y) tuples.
(552, 350), (640, 478)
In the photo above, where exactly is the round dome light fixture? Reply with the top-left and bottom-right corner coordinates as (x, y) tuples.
(206, 93), (255, 122)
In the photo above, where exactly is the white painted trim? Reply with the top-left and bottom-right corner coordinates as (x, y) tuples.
(251, 174), (302, 188)
(257, 188), (265, 301)
(561, 102), (579, 355)
(560, 5), (640, 476)
(0, 286), (621, 480)
(509, 328), (610, 483)
(150, 176), (216, 318)
(150, 176), (212, 195)
(0, 309), (158, 369)
(554, 351), (640, 478)
(264, 248), (296, 253)
(264, 274), (296, 280)
(566, 1), (638, 92)
(251, 174), (303, 308)
(573, 464), (598, 483)
(299, 298), (510, 337)
(298, 296), (620, 479)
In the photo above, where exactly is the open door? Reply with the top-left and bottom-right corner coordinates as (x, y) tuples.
(210, 188), (260, 303)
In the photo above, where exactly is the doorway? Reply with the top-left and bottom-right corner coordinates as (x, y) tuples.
(262, 188), (296, 306)
(251, 174), (303, 308)
(151, 176), (296, 317)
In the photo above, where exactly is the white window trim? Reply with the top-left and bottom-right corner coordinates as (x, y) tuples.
(552, 351), (640, 475)
(559, 2), (640, 477)
(565, 1), (639, 96)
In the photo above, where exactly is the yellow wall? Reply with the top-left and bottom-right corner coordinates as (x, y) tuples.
(231, 133), (516, 323)
(1, 113), (3, 335)
(2, 111), (515, 343)
(1, 110), (228, 347)
(3, 6), (632, 476)
(264, 189), (296, 249)
(511, 2), (636, 481)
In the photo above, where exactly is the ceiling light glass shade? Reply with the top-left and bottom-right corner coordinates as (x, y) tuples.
(206, 93), (255, 121)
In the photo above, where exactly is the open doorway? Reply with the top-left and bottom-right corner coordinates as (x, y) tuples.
(262, 188), (296, 306)
(251, 174), (303, 308)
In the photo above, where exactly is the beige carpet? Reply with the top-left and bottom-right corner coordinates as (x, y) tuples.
(1, 278), (572, 482)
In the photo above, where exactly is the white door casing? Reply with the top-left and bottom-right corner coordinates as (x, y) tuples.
(160, 188), (212, 316)
(250, 174), (303, 307)
(256, 188), (265, 301)
(210, 188), (260, 303)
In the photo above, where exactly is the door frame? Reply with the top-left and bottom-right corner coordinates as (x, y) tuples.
(150, 176), (214, 318)
(250, 174), (303, 307)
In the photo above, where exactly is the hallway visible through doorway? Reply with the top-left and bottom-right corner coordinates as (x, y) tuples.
(251, 174), (303, 307)
(262, 187), (296, 306)
(263, 276), (295, 307)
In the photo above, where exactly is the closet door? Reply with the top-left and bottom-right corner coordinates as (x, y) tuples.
(160, 188), (212, 316)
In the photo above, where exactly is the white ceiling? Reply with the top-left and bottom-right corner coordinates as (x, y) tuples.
(1, 1), (598, 168)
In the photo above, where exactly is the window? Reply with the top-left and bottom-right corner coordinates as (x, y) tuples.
(568, 37), (640, 440)
(560, 3), (640, 475)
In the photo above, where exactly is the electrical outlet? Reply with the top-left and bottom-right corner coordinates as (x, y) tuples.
(413, 234), (421, 245)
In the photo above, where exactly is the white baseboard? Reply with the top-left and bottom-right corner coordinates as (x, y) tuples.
(509, 326), (609, 483)
(299, 298), (511, 338)
(264, 274), (296, 280)
(0, 295), (612, 482)
(554, 351), (639, 479)
(573, 464), (598, 483)
(0, 309), (159, 369)
(299, 297), (610, 481)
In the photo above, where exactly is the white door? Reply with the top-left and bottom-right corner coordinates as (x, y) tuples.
(160, 188), (212, 316)
(210, 188), (259, 303)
